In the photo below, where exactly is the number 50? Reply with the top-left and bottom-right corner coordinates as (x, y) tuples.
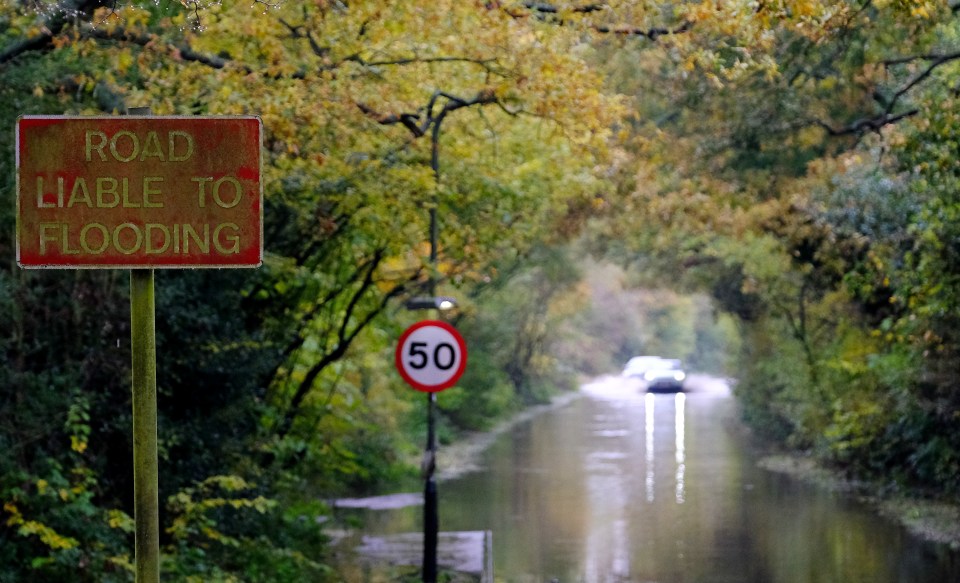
(408, 341), (456, 370)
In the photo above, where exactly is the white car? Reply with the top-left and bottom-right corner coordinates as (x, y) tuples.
(641, 359), (686, 392)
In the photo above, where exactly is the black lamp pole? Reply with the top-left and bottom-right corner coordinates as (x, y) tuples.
(421, 109), (447, 583)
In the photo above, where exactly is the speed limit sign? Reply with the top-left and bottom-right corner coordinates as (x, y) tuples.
(395, 320), (467, 393)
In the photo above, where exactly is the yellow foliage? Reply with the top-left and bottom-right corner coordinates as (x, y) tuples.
(18, 521), (79, 550)
(70, 435), (88, 454)
(108, 509), (135, 532)
(4, 502), (78, 550)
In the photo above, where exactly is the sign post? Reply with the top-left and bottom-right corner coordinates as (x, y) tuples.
(396, 319), (466, 582)
(130, 267), (159, 583)
(16, 114), (262, 582)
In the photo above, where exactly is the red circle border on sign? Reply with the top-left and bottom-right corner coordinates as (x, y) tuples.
(395, 320), (467, 393)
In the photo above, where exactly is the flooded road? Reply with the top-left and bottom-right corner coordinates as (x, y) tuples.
(336, 375), (960, 582)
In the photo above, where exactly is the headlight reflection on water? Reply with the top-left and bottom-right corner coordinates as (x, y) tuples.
(645, 392), (655, 503)
(676, 392), (686, 505)
(643, 392), (686, 505)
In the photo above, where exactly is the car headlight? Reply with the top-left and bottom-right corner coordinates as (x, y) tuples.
(674, 372), (686, 382)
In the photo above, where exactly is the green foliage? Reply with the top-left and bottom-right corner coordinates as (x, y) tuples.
(438, 350), (516, 433)
(591, 0), (960, 500)
(459, 245), (584, 406)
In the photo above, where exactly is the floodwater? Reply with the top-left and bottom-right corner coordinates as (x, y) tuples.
(334, 375), (960, 582)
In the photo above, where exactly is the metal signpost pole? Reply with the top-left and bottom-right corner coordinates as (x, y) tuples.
(423, 392), (438, 583)
(130, 268), (160, 583)
(127, 106), (160, 583)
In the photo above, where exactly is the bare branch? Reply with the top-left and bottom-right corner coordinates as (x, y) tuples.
(521, 1), (606, 14)
(883, 51), (960, 67)
(356, 103), (425, 137)
(814, 108), (918, 137)
(497, 1), (691, 40)
(359, 89), (499, 140)
(819, 50), (960, 137)
(592, 20), (692, 40)
(887, 51), (960, 109)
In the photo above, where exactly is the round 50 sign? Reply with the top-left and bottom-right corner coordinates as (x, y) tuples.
(395, 320), (467, 393)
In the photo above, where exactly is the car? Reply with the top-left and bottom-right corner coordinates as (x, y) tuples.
(622, 355), (664, 378)
(640, 359), (686, 392)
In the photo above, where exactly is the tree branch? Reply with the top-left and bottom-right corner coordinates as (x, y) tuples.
(358, 89), (499, 140)
(0, 0), (114, 66)
(816, 50), (960, 137)
(592, 20), (692, 40)
(883, 50), (960, 67)
(497, 1), (691, 40)
(814, 108), (919, 137)
(82, 25), (245, 71)
(0, 33), (54, 66)
(275, 250), (415, 441)
(887, 51), (960, 109)
(356, 103), (425, 137)
(278, 18), (330, 60)
(521, 2), (606, 14)
(264, 252), (397, 385)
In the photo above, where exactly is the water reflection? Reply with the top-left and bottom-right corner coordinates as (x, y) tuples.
(675, 392), (685, 504)
(645, 392), (654, 503)
(643, 392), (686, 505)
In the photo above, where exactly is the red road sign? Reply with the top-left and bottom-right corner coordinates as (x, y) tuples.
(395, 320), (468, 393)
(16, 115), (262, 269)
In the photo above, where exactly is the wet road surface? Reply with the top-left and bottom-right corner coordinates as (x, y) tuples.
(336, 375), (960, 582)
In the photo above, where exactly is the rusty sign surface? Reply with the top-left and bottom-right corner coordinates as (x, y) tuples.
(16, 115), (262, 268)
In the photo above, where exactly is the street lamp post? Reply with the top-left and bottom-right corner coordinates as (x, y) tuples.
(412, 104), (459, 583)
(423, 395), (438, 583)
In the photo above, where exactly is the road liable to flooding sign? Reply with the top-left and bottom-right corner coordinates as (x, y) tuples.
(395, 320), (467, 393)
(16, 115), (262, 269)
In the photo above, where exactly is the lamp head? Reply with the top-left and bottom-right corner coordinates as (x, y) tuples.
(405, 296), (458, 311)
